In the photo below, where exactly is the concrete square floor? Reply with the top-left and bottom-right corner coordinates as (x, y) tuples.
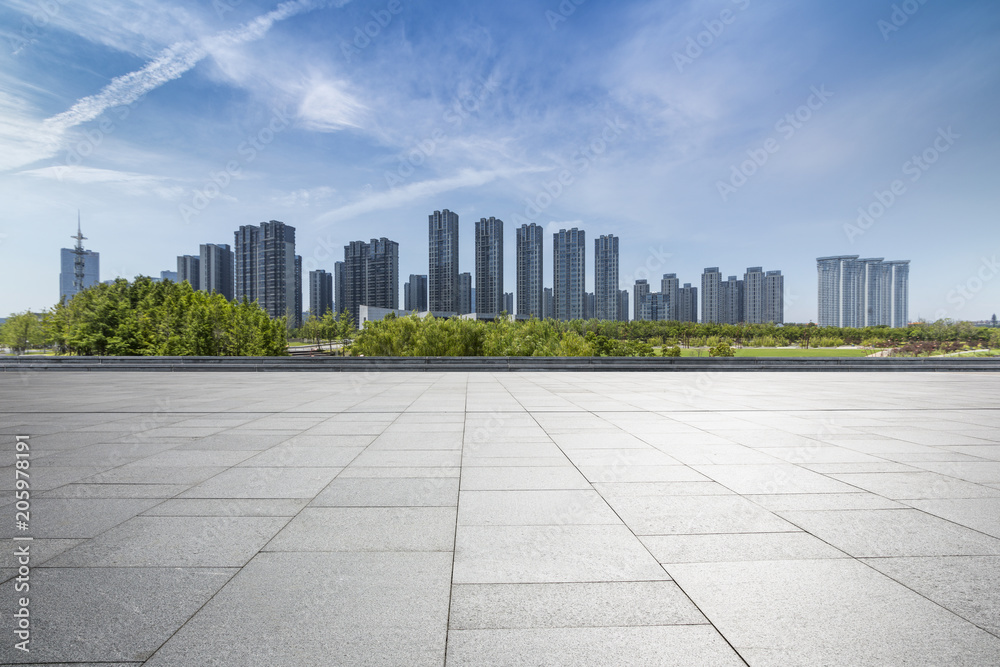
(2, 371), (1000, 665)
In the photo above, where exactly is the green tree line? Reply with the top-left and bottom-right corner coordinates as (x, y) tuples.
(1, 278), (287, 356)
(347, 313), (1000, 357)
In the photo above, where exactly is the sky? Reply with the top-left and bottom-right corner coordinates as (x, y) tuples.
(1, 0), (998, 323)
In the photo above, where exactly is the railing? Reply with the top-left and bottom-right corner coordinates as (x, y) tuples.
(2, 356), (999, 372)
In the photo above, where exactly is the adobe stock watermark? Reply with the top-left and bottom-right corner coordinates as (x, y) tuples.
(843, 126), (958, 243)
(509, 117), (626, 226)
(179, 106), (290, 223)
(936, 252), (999, 319)
(673, 0), (751, 73)
(383, 75), (500, 188)
(716, 85), (833, 202)
(625, 246), (674, 288)
(340, 0), (403, 63)
(8, 0), (68, 55)
(878, 0), (931, 41)
(546, 0), (586, 31)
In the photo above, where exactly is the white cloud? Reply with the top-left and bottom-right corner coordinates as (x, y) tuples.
(20, 165), (182, 199)
(313, 168), (539, 227)
(2, 0), (343, 172)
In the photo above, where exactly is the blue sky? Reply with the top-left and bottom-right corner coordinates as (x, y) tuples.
(1, 0), (998, 322)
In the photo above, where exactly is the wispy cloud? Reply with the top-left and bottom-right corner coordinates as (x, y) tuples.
(20, 165), (183, 199)
(3, 0), (344, 172)
(313, 168), (543, 227)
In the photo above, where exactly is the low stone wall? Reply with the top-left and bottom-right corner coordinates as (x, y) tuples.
(2, 356), (999, 372)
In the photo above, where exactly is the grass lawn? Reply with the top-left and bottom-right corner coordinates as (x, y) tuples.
(676, 347), (876, 358)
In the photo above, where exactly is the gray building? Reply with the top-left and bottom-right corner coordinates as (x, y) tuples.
(679, 283), (698, 323)
(543, 287), (554, 319)
(199, 243), (234, 300)
(342, 241), (369, 326)
(366, 238), (399, 312)
(764, 270), (784, 324)
(256, 221), (300, 327)
(633, 279), (650, 321)
(177, 255), (200, 290)
(585, 292), (596, 320)
(503, 292), (514, 314)
(701, 267), (723, 324)
(458, 272), (472, 315)
(661, 274), (679, 322)
(594, 234), (619, 321)
(59, 244), (99, 303)
(886, 261), (910, 328)
(553, 228), (585, 321)
(404, 274), (428, 312)
(721, 275), (744, 325)
(640, 292), (670, 321)
(516, 223), (544, 317)
(334, 261), (345, 317)
(309, 269), (333, 317)
(743, 267), (765, 324)
(234, 224), (259, 304)
(817, 255), (908, 328)
(618, 290), (629, 322)
(429, 209), (459, 312)
(475, 217), (504, 315)
(294, 255), (302, 328)
(160, 270), (177, 282)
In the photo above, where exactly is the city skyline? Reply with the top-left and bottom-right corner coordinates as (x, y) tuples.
(6, 1), (998, 322)
(57, 218), (920, 326)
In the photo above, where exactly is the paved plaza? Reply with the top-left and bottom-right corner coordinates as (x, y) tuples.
(2, 371), (1000, 665)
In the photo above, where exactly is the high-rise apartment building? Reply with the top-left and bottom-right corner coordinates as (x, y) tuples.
(404, 274), (428, 312)
(504, 292), (514, 314)
(640, 293), (671, 321)
(817, 255), (908, 327)
(618, 290), (629, 322)
(309, 269), (333, 317)
(721, 275), (744, 325)
(177, 255), (200, 290)
(633, 280), (650, 322)
(294, 255), (302, 328)
(458, 272), (472, 315)
(516, 223), (544, 317)
(334, 261), (345, 316)
(543, 287), (553, 319)
(661, 274), (679, 322)
(886, 261), (910, 328)
(429, 209), (459, 312)
(366, 238), (399, 311)
(160, 270), (177, 282)
(199, 243), (234, 300)
(763, 270), (784, 324)
(679, 283), (698, 323)
(585, 292), (596, 320)
(59, 221), (99, 303)
(475, 217), (504, 315)
(701, 267), (722, 323)
(234, 224), (259, 303)
(342, 241), (369, 326)
(553, 228), (586, 321)
(594, 234), (619, 321)
(743, 267), (765, 324)
(256, 220), (299, 326)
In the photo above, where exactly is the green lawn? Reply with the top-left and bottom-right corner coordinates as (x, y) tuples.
(677, 347), (876, 358)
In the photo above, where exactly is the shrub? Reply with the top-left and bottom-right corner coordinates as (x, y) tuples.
(662, 345), (681, 357)
(709, 342), (735, 357)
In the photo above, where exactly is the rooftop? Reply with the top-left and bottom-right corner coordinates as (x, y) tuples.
(2, 371), (999, 665)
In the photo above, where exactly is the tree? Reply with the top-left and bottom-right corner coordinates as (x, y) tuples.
(1, 312), (48, 354)
(709, 342), (735, 357)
